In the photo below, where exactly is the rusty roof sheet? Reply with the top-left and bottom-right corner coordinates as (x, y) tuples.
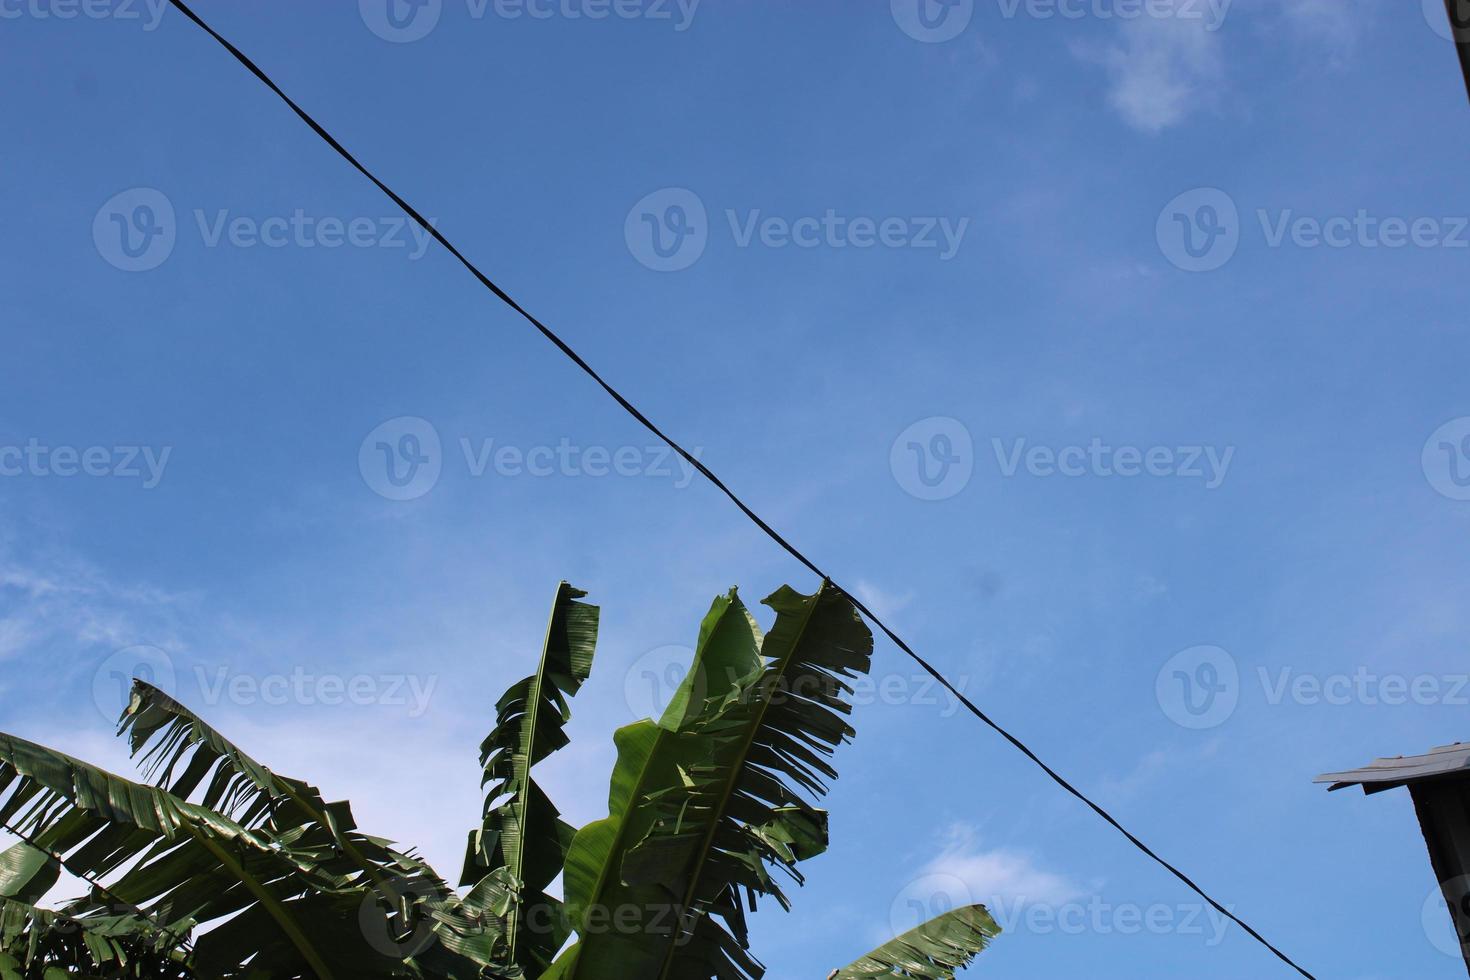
(1316, 742), (1470, 794)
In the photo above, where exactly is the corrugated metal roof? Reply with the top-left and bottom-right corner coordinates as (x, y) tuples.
(1316, 742), (1470, 794)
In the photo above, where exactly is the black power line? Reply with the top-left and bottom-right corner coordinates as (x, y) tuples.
(1446, 0), (1470, 103)
(159, 2), (1317, 976)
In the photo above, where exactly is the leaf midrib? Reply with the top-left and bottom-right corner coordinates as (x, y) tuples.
(507, 581), (568, 963)
(566, 593), (747, 979)
(653, 584), (827, 980)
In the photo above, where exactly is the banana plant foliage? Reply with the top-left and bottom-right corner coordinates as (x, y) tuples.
(0, 580), (1003, 978)
(828, 905), (1000, 979)
(460, 581), (599, 975)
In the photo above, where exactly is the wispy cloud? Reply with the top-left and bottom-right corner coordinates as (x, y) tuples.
(922, 821), (1081, 907)
(1073, 0), (1379, 132)
(853, 579), (915, 621)
(1276, 0), (1372, 66)
(1073, 9), (1226, 133)
(0, 545), (193, 665)
(0, 530), (617, 904)
(1096, 739), (1223, 807)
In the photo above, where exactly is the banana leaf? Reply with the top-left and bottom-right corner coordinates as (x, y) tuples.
(545, 589), (765, 979)
(622, 582), (874, 979)
(828, 905), (1000, 979)
(460, 582), (599, 975)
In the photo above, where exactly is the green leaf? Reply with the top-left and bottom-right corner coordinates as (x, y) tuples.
(628, 581), (874, 979)
(0, 723), (499, 978)
(0, 897), (189, 978)
(121, 678), (437, 889)
(0, 730), (347, 973)
(828, 905), (1000, 979)
(116, 681), (500, 974)
(460, 582), (599, 975)
(121, 678), (403, 876)
(0, 842), (59, 906)
(551, 589), (765, 979)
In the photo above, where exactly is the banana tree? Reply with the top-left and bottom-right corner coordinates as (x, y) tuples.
(0, 581), (1001, 978)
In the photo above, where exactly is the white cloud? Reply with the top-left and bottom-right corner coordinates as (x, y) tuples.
(0, 615), (40, 660)
(1096, 740), (1222, 806)
(0, 546), (193, 663)
(921, 822), (1082, 907)
(1276, 0), (1372, 65)
(1073, 0), (1379, 132)
(1074, 10), (1226, 133)
(853, 579), (915, 622)
(0, 533), (617, 909)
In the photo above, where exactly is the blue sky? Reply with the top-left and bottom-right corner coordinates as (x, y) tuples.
(3, 0), (1470, 976)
